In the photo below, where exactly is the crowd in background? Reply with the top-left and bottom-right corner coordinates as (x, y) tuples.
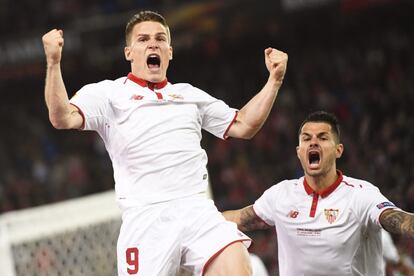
(1, 0), (413, 274)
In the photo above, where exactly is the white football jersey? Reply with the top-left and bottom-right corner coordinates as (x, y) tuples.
(70, 73), (237, 210)
(253, 171), (397, 276)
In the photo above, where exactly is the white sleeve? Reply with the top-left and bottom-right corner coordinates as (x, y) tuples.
(196, 88), (238, 139)
(253, 184), (282, 226)
(353, 182), (397, 227)
(69, 81), (111, 132)
(250, 253), (269, 276)
(381, 229), (400, 264)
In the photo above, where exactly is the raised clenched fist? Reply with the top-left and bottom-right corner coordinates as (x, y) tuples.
(264, 48), (288, 84)
(42, 29), (64, 65)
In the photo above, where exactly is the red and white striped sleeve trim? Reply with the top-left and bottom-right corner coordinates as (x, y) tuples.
(223, 111), (238, 140)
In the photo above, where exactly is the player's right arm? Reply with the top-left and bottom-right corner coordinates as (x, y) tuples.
(42, 29), (83, 130)
(223, 205), (271, 232)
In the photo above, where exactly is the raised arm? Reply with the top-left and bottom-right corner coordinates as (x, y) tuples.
(380, 209), (414, 238)
(227, 48), (288, 139)
(42, 29), (83, 130)
(222, 205), (271, 232)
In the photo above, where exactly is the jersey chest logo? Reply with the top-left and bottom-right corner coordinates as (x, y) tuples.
(130, 94), (144, 101)
(287, 210), (299, 218)
(324, 208), (339, 224)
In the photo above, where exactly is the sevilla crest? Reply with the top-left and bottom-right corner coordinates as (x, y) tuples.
(324, 208), (339, 224)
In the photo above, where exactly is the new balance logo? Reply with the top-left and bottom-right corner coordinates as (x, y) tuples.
(130, 95), (144, 100)
(288, 210), (299, 218)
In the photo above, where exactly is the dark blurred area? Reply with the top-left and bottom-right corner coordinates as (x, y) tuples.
(1, 0), (414, 274)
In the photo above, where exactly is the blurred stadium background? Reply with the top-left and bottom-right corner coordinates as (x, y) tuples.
(0, 0), (414, 275)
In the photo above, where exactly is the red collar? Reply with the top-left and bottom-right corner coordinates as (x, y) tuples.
(126, 73), (168, 90)
(303, 170), (343, 198)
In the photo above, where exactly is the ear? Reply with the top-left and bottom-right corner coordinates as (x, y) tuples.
(335, 143), (344, 159)
(169, 46), (173, 60)
(296, 145), (301, 160)
(124, 46), (132, 62)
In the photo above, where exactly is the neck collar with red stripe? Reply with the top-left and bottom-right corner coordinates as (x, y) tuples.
(126, 73), (168, 90)
(303, 170), (343, 198)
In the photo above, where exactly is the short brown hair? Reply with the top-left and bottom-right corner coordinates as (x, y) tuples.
(125, 10), (170, 46)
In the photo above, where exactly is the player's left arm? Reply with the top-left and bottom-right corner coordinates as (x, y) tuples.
(227, 48), (288, 139)
(379, 209), (414, 238)
(223, 205), (271, 232)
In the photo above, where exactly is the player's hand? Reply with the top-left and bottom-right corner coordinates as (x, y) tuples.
(264, 47), (288, 85)
(42, 29), (64, 65)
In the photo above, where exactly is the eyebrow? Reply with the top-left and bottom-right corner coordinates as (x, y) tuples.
(300, 131), (330, 137)
(136, 32), (167, 38)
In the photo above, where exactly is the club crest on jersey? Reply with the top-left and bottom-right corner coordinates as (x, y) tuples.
(324, 209), (339, 224)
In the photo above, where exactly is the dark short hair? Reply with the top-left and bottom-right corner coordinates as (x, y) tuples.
(125, 10), (170, 46)
(298, 111), (341, 142)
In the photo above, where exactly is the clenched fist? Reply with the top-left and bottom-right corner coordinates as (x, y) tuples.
(42, 29), (64, 65)
(264, 48), (288, 84)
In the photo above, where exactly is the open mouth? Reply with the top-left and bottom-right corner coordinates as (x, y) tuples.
(147, 54), (160, 69)
(308, 151), (320, 167)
